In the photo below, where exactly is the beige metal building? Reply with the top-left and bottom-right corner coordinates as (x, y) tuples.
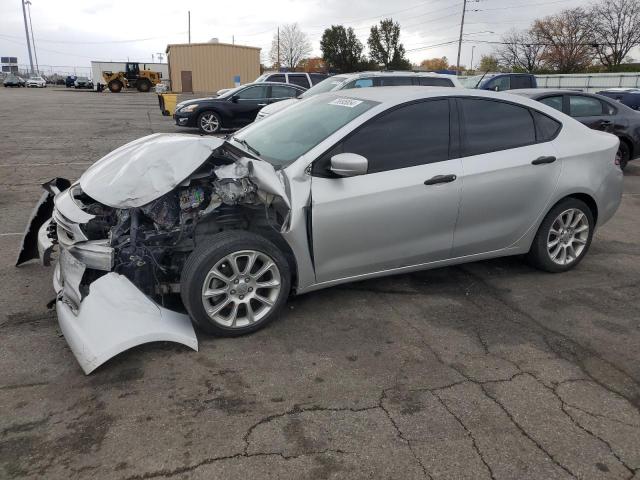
(166, 42), (261, 93)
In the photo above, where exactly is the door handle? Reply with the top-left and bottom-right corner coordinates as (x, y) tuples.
(424, 174), (457, 185)
(258, 103), (267, 106)
(531, 156), (557, 165)
(600, 120), (612, 125)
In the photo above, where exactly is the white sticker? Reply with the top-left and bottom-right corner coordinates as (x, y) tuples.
(329, 98), (363, 108)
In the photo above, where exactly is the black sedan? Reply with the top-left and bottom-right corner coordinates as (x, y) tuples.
(512, 89), (640, 170)
(596, 88), (640, 111)
(174, 82), (306, 134)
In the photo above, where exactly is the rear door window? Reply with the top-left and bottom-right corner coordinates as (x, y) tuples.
(569, 95), (604, 117)
(377, 76), (413, 86)
(460, 98), (535, 156)
(418, 77), (454, 87)
(532, 111), (561, 142)
(288, 74), (311, 88)
(510, 75), (533, 89)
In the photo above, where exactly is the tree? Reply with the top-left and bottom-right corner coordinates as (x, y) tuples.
(478, 54), (500, 72)
(367, 19), (411, 70)
(269, 24), (312, 69)
(320, 25), (364, 73)
(496, 29), (545, 72)
(532, 8), (595, 73)
(299, 57), (327, 72)
(419, 57), (449, 71)
(590, 0), (640, 70)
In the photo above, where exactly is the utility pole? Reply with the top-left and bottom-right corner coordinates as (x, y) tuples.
(277, 26), (280, 70)
(25, 0), (38, 73)
(455, 0), (467, 76)
(188, 11), (191, 43)
(21, 0), (34, 74)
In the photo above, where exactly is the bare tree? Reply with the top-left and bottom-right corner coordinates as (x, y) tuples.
(532, 8), (595, 73)
(269, 24), (312, 69)
(590, 0), (640, 69)
(496, 29), (545, 72)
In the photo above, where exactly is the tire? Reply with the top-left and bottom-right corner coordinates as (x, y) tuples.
(526, 198), (594, 273)
(616, 140), (630, 171)
(197, 111), (222, 134)
(180, 231), (291, 336)
(136, 79), (152, 92)
(108, 79), (123, 93)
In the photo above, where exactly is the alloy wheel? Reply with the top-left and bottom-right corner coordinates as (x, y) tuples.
(201, 250), (281, 328)
(200, 113), (220, 133)
(546, 208), (589, 265)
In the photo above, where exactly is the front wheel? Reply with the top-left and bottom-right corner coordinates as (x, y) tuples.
(197, 111), (222, 134)
(108, 79), (123, 93)
(527, 198), (594, 273)
(180, 231), (291, 336)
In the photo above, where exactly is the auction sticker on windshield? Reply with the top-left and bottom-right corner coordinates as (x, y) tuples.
(329, 98), (363, 108)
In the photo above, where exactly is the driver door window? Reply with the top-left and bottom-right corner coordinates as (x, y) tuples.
(235, 85), (268, 101)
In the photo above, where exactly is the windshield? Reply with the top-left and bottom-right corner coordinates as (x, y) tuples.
(77, 77), (88, 81)
(254, 74), (269, 83)
(461, 74), (495, 88)
(231, 94), (378, 168)
(217, 85), (244, 98)
(299, 76), (347, 98)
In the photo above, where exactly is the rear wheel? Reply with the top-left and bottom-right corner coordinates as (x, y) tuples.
(137, 79), (152, 92)
(180, 231), (291, 336)
(197, 111), (222, 134)
(108, 79), (123, 93)
(527, 198), (594, 273)
(616, 140), (630, 171)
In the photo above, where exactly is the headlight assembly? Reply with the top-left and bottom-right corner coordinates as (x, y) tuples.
(180, 104), (199, 113)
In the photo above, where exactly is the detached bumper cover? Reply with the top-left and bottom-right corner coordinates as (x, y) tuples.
(54, 270), (197, 374)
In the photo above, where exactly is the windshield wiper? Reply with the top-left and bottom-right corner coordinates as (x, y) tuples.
(233, 137), (261, 157)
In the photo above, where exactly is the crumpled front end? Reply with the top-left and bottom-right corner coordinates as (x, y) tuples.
(16, 135), (292, 374)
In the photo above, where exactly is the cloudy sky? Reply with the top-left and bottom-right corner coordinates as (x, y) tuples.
(1, 0), (593, 75)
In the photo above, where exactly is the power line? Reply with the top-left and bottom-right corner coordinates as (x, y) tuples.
(0, 31), (186, 45)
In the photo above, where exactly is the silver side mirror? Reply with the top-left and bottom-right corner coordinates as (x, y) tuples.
(330, 153), (368, 177)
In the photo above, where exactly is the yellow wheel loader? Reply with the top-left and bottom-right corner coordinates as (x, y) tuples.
(102, 62), (162, 93)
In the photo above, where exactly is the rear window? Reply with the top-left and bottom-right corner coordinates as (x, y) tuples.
(377, 76), (413, 86)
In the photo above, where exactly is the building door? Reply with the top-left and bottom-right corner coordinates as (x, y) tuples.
(181, 71), (192, 92)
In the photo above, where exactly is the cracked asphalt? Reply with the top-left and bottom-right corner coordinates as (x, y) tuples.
(1, 87), (639, 480)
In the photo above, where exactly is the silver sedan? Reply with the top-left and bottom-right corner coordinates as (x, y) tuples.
(19, 87), (623, 373)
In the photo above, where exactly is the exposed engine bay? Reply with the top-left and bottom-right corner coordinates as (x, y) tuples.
(61, 148), (290, 304)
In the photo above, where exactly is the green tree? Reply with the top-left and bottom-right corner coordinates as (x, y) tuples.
(367, 19), (411, 70)
(320, 25), (364, 73)
(478, 54), (501, 72)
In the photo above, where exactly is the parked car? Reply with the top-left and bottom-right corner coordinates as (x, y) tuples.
(18, 87), (622, 373)
(174, 82), (306, 134)
(216, 72), (328, 96)
(74, 77), (94, 89)
(26, 76), (46, 88)
(256, 71), (462, 121)
(65, 75), (77, 88)
(3, 74), (25, 87)
(463, 73), (537, 91)
(511, 89), (640, 170)
(596, 88), (640, 111)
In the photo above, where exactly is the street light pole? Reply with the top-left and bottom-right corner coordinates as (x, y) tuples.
(21, 0), (34, 74)
(25, 0), (38, 73)
(470, 45), (476, 72)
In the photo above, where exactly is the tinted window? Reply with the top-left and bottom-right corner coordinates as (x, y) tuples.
(418, 77), (454, 87)
(310, 73), (327, 85)
(336, 100), (450, 173)
(271, 85), (299, 99)
(288, 74), (310, 88)
(461, 98), (535, 156)
(569, 95), (603, 117)
(539, 96), (563, 112)
(343, 78), (374, 89)
(510, 75), (532, 89)
(533, 111), (561, 142)
(378, 76), (413, 86)
(267, 74), (286, 83)
(235, 85), (268, 100)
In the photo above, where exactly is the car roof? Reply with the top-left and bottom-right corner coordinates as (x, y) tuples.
(509, 88), (585, 97)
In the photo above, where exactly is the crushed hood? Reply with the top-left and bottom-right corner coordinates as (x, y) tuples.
(79, 133), (224, 208)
